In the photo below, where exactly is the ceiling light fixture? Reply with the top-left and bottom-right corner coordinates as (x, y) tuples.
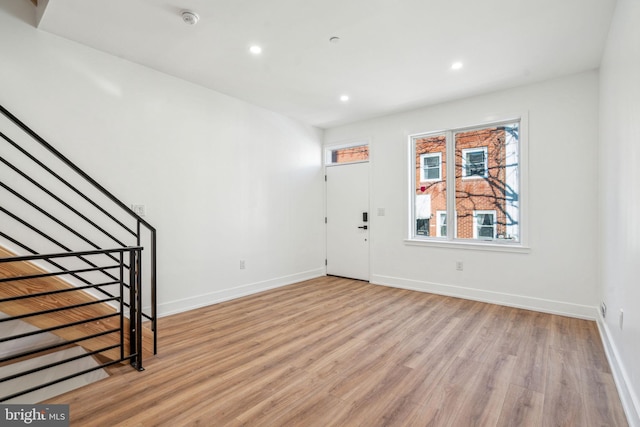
(329, 36), (341, 44)
(340, 95), (350, 102)
(181, 10), (199, 25)
(249, 45), (262, 55)
(451, 61), (463, 70)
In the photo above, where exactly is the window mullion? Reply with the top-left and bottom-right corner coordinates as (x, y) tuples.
(410, 136), (418, 238)
(445, 130), (456, 240)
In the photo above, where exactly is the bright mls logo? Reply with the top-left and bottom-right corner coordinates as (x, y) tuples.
(1, 405), (69, 426)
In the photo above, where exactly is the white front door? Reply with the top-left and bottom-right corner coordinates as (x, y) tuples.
(326, 162), (370, 281)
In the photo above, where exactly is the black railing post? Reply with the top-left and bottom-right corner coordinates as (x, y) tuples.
(135, 248), (144, 371)
(119, 250), (125, 361)
(0, 248), (143, 402)
(129, 249), (136, 364)
(151, 229), (157, 355)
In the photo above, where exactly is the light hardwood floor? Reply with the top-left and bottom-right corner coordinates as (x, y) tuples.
(45, 276), (627, 426)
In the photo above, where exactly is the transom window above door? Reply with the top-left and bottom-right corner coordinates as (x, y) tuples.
(325, 143), (369, 165)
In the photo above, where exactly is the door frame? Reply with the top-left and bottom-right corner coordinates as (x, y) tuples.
(324, 139), (372, 280)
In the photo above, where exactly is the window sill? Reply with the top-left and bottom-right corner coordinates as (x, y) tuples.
(461, 175), (488, 180)
(404, 238), (530, 253)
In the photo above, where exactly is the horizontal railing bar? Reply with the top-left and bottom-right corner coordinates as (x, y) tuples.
(0, 154), (134, 247)
(0, 230), (115, 286)
(0, 133), (138, 238)
(0, 264), (120, 284)
(0, 205), (74, 253)
(0, 231), (136, 311)
(0, 246), (143, 263)
(0, 107), (156, 233)
(0, 297), (120, 323)
(0, 328), (120, 364)
(0, 206), (124, 285)
(0, 280), (120, 303)
(0, 352), (127, 403)
(0, 343), (121, 384)
(0, 231), (35, 256)
(0, 180), (129, 266)
(0, 312), (119, 343)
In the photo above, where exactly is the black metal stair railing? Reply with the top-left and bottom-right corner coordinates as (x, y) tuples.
(0, 247), (144, 402)
(0, 104), (157, 399)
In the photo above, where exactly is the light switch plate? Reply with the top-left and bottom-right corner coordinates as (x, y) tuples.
(132, 204), (146, 217)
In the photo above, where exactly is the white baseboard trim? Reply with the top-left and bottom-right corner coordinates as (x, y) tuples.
(597, 317), (640, 427)
(370, 274), (597, 320)
(155, 268), (325, 317)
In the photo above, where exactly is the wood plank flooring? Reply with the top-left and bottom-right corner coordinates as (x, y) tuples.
(44, 276), (627, 426)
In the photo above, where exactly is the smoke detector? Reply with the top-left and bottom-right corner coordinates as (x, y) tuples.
(181, 10), (199, 25)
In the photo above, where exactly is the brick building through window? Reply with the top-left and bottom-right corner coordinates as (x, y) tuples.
(414, 124), (519, 240)
(330, 145), (369, 164)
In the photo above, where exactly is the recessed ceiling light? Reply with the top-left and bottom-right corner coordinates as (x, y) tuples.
(451, 61), (463, 70)
(181, 10), (199, 25)
(249, 45), (262, 55)
(340, 95), (350, 102)
(329, 36), (341, 44)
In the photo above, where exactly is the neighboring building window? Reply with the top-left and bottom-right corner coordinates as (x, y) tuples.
(461, 147), (488, 178)
(326, 144), (369, 164)
(415, 194), (431, 236)
(473, 210), (496, 239)
(420, 153), (442, 182)
(436, 211), (447, 237)
(416, 218), (430, 236)
(410, 120), (521, 244)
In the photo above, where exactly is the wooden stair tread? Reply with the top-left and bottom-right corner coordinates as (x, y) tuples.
(0, 247), (153, 361)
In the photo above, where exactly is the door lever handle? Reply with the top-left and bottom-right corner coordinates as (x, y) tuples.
(358, 225), (368, 230)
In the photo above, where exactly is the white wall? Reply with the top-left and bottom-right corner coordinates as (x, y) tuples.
(325, 71), (600, 318)
(0, 2), (325, 316)
(599, 0), (640, 424)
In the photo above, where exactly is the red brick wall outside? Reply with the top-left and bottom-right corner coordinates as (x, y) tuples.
(455, 128), (507, 239)
(415, 135), (447, 234)
(332, 145), (369, 163)
(416, 128), (509, 239)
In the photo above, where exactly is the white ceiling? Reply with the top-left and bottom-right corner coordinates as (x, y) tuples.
(36, 0), (617, 128)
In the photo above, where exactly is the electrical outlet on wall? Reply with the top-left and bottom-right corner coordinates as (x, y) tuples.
(601, 302), (607, 318)
(240, 260), (245, 270)
(456, 261), (463, 271)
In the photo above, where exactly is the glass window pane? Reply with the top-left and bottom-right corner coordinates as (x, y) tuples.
(416, 218), (430, 236)
(411, 119), (520, 243)
(469, 152), (484, 163)
(462, 149), (487, 177)
(455, 124), (519, 241)
(479, 226), (493, 238)
(414, 135), (446, 237)
(420, 153), (441, 181)
(437, 211), (447, 237)
(328, 145), (369, 164)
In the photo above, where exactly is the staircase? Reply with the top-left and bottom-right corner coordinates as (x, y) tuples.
(0, 104), (157, 402)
